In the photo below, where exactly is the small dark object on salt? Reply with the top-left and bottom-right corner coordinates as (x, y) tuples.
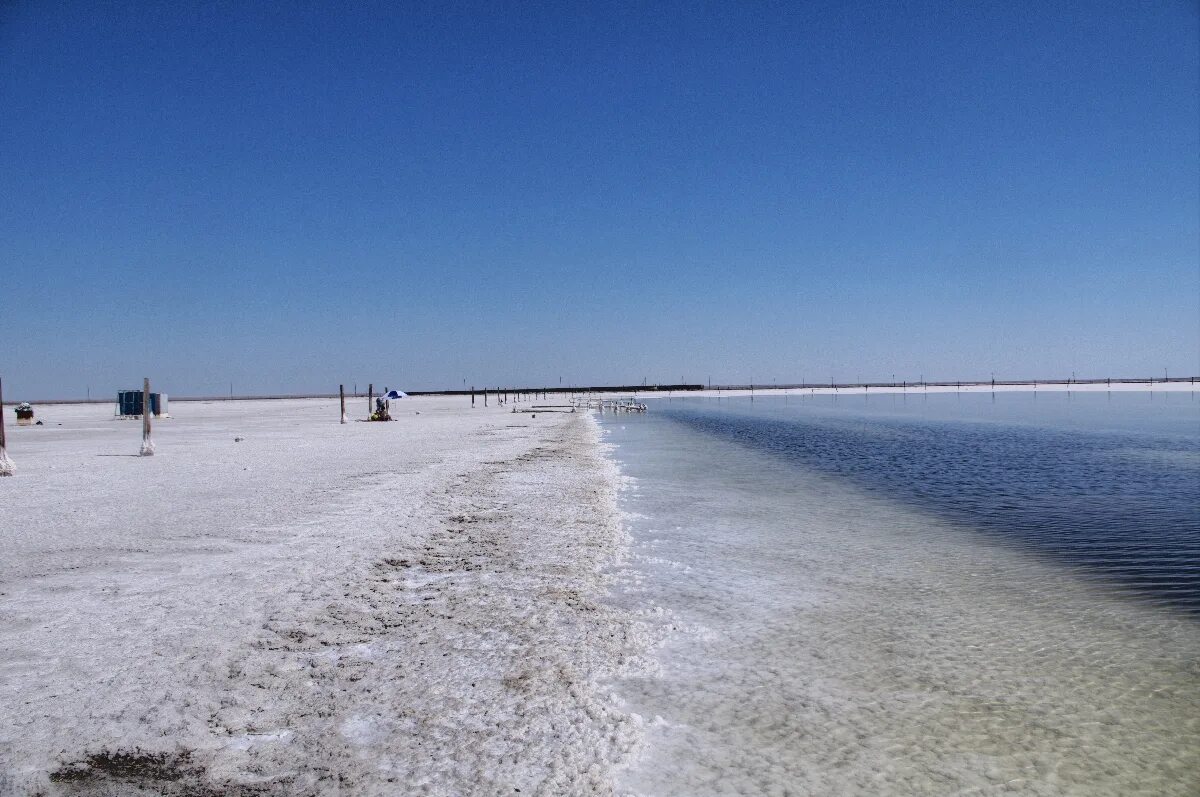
(234, 437), (244, 442)
(35, 420), (43, 425)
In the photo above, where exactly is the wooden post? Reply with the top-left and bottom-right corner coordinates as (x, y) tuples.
(0, 375), (12, 476)
(340, 384), (347, 424)
(368, 384), (373, 418)
(484, 388), (488, 407)
(139, 377), (155, 456)
(143, 377), (152, 434)
(471, 386), (475, 407)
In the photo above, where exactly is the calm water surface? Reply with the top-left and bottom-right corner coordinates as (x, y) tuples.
(661, 391), (1200, 613)
(601, 390), (1200, 796)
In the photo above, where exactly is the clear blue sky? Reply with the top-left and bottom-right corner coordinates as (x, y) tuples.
(2, 1), (1197, 398)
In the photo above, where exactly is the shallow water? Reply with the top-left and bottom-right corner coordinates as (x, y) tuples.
(662, 392), (1200, 613)
(602, 392), (1200, 795)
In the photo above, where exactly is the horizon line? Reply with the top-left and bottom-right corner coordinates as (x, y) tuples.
(5, 375), (1197, 406)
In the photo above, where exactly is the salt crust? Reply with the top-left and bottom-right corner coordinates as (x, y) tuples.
(0, 397), (645, 795)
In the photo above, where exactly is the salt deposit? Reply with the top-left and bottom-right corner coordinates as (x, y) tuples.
(0, 397), (640, 795)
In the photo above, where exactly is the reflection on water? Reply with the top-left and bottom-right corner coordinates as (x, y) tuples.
(665, 392), (1200, 613)
(602, 392), (1200, 796)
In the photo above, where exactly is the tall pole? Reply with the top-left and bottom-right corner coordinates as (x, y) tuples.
(471, 386), (475, 407)
(340, 384), (347, 424)
(368, 384), (373, 418)
(140, 377), (155, 456)
(0, 375), (13, 476)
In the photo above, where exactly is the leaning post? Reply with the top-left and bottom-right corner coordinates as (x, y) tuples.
(340, 384), (347, 424)
(139, 377), (155, 456)
(0, 375), (13, 476)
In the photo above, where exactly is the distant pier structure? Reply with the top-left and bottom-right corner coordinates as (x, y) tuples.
(116, 389), (169, 419)
(572, 396), (648, 413)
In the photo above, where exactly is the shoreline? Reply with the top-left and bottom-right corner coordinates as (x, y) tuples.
(0, 398), (639, 795)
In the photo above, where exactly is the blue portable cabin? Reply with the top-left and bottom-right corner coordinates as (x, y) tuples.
(116, 390), (168, 418)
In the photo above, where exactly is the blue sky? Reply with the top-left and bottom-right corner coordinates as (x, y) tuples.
(1, 1), (1197, 398)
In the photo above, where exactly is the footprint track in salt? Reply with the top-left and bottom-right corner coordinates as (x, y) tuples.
(198, 423), (641, 795)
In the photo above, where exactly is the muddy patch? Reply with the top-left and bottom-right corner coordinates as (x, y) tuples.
(46, 748), (262, 797)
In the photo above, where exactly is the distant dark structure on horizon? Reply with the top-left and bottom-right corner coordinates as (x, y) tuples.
(408, 384), (706, 396)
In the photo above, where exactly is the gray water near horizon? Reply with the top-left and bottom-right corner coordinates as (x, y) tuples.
(601, 391), (1199, 795)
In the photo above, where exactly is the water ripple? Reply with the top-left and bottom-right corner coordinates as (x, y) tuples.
(663, 394), (1200, 615)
